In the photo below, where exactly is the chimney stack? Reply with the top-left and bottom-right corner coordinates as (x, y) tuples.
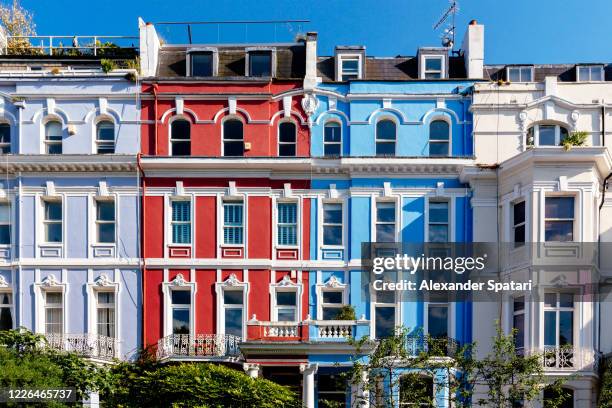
(461, 21), (484, 79)
(303, 32), (320, 90)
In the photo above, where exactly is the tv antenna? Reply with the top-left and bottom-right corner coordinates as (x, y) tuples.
(433, 0), (459, 49)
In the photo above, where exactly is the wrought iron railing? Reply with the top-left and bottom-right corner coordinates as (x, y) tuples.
(538, 345), (600, 371)
(405, 335), (458, 357)
(45, 333), (118, 361)
(156, 333), (242, 360)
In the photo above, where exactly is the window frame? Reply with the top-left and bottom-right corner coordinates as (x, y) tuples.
(247, 49), (274, 77)
(337, 54), (363, 81)
(277, 120), (297, 157)
(512, 296), (526, 351)
(374, 200), (397, 243)
(373, 284), (397, 339)
(95, 120), (115, 154)
(273, 287), (299, 322)
(215, 274), (248, 338)
(222, 118), (245, 157)
(43, 290), (64, 335)
(527, 124), (570, 147)
(44, 120), (63, 154)
(0, 122), (11, 154)
(577, 65), (604, 82)
(323, 121), (342, 157)
(422, 55), (445, 79)
(223, 200), (244, 246)
(512, 200), (526, 247)
(320, 288), (345, 320)
(543, 292), (575, 348)
(429, 118), (451, 157)
(170, 199), (192, 245)
(0, 201), (10, 246)
(427, 199), (450, 243)
(43, 199), (63, 244)
(169, 118), (191, 156)
(221, 288), (246, 337)
(169, 287), (192, 336)
(0, 290), (14, 331)
(95, 290), (116, 338)
(425, 302), (449, 338)
(188, 50), (216, 77)
(507, 66), (534, 83)
(322, 201), (344, 247)
(276, 200), (298, 247)
(375, 118), (397, 157)
(95, 198), (116, 244)
(544, 196), (575, 242)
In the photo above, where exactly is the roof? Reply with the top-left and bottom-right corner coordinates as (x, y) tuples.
(484, 64), (612, 82)
(317, 55), (467, 82)
(155, 44), (306, 80)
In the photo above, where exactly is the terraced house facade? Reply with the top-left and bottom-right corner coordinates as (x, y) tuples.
(0, 16), (611, 408)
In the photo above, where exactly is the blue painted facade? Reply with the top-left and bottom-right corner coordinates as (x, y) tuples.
(308, 80), (475, 407)
(0, 74), (141, 361)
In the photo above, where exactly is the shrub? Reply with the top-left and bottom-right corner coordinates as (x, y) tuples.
(332, 305), (357, 321)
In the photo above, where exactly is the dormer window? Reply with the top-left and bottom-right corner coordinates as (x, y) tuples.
(423, 56), (444, 79)
(190, 51), (213, 77)
(248, 51), (272, 77)
(339, 55), (361, 81)
(577, 65), (603, 82)
(507, 66), (533, 82)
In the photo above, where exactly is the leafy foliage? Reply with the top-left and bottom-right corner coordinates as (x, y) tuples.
(599, 357), (612, 407)
(561, 130), (588, 150)
(0, 0), (37, 55)
(101, 59), (117, 73)
(332, 305), (357, 321)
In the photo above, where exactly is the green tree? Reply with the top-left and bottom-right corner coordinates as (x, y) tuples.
(0, 0), (36, 54)
(598, 357), (612, 407)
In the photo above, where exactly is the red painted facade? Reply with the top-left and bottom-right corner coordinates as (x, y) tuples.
(140, 80), (312, 364)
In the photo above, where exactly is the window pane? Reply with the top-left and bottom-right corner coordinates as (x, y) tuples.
(46, 223), (62, 243)
(508, 68), (520, 82)
(171, 141), (190, 156)
(544, 311), (556, 346)
(171, 120), (190, 156)
(171, 290), (190, 305)
(578, 66), (589, 82)
(323, 226), (342, 246)
(376, 224), (395, 242)
(427, 306), (448, 338)
(545, 221), (573, 241)
(277, 308), (295, 322)
(520, 67), (532, 81)
(538, 125), (556, 146)
(0, 303), (12, 330)
(591, 67), (603, 81)
(223, 120), (244, 156)
(46, 292), (62, 304)
(0, 124), (10, 144)
(544, 293), (557, 307)
(322, 307), (340, 320)
(375, 306), (395, 338)
(376, 141), (395, 156)
(0, 203), (9, 223)
(45, 202), (62, 220)
(324, 203), (342, 224)
(97, 121), (114, 140)
(97, 201), (115, 221)
(98, 223), (115, 243)
(429, 142), (449, 156)
(324, 123), (341, 142)
(172, 309), (190, 334)
(98, 292), (114, 304)
(377, 202), (395, 222)
(250, 52), (271, 77)
(341, 59), (359, 73)
(376, 120), (396, 140)
(225, 308), (243, 336)
(513, 313), (525, 349)
(324, 143), (341, 157)
(513, 201), (525, 225)
(172, 201), (191, 222)
(425, 57), (442, 71)
(428, 225), (448, 243)
(46, 122), (62, 138)
(279, 144), (296, 157)
(191, 52), (213, 77)
(429, 202), (448, 223)
(279, 122), (296, 143)
(559, 311), (573, 345)
(546, 197), (574, 219)
(514, 225), (525, 244)
(560, 293), (573, 308)
(560, 127), (569, 143)
(224, 290), (243, 305)
(430, 120), (449, 140)
(322, 291), (342, 304)
(97, 308), (115, 337)
(276, 291), (296, 306)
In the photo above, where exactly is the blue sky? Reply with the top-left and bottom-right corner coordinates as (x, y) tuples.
(20, 0), (612, 64)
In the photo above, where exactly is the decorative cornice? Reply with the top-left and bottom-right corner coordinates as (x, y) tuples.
(0, 155), (137, 173)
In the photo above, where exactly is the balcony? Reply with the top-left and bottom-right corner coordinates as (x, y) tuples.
(535, 346), (601, 372)
(156, 334), (242, 361)
(405, 335), (458, 358)
(45, 333), (118, 362)
(309, 320), (370, 342)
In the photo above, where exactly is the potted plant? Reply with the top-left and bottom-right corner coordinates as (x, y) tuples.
(561, 130), (588, 151)
(333, 305), (356, 321)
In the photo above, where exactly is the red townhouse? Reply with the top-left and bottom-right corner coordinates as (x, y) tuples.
(138, 21), (317, 393)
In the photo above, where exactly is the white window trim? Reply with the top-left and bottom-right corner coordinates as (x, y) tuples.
(370, 278), (401, 339)
(220, 198), (246, 247)
(245, 47), (276, 77)
(0, 279), (14, 330)
(186, 47), (218, 77)
(371, 196), (400, 243)
(215, 272), (249, 338)
(221, 116), (245, 157)
(40, 195), (63, 245)
(320, 199), (346, 249)
(168, 116), (192, 157)
(270, 274), (302, 323)
(33, 272), (67, 335)
(273, 197), (300, 249)
(336, 53), (363, 81)
(167, 196), (193, 247)
(511, 199), (526, 248)
(323, 120), (342, 157)
(420, 55), (446, 79)
(540, 291), (578, 349)
(506, 66), (534, 83)
(428, 116), (452, 156)
(375, 117), (397, 156)
(425, 197), (454, 243)
(93, 197), (117, 245)
(577, 65), (604, 82)
(424, 301), (454, 338)
(162, 272), (196, 337)
(86, 272), (120, 340)
(528, 124), (570, 147)
(543, 194), (576, 242)
(277, 119), (297, 157)
(93, 116), (116, 154)
(42, 117), (63, 155)
(315, 274), (349, 320)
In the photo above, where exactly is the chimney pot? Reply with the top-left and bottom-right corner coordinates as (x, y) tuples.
(469, 19), (478, 25)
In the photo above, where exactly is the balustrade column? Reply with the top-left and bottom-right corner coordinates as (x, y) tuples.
(300, 363), (318, 408)
(243, 363), (260, 378)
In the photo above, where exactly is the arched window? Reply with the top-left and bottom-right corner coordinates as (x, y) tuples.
(96, 120), (115, 154)
(223, 119), (244, 157)
(429, 120), (450, 156)
(375, 119), (396, 156)
(527, 124), (569, 147)
(0, 123), (10, 154)
(323, 121), (341, 157)
(544, 386), (573, 408)
(45, 121), (62, 154)
(278, 122), (296, 157)
(170, 119), (191, 156)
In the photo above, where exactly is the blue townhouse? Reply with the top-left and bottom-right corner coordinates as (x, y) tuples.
(0, 40), (142, 363)
(300, 23), (484, 408)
